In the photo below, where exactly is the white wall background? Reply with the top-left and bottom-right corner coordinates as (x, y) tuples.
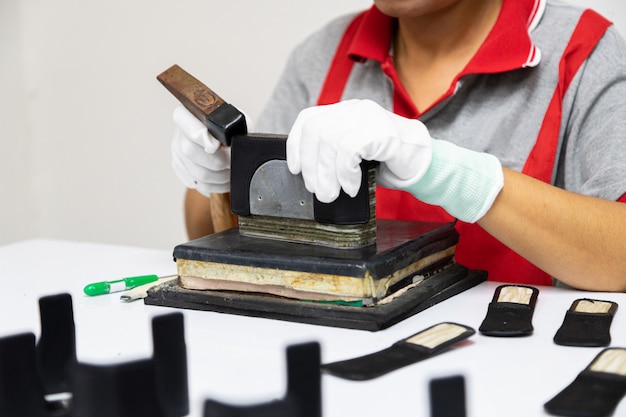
(1, 0), (625, 250)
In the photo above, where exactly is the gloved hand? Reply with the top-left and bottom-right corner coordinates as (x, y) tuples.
(287, 99), (433, 202)
(170, 105), (231, 197)
(286, 99), (504, 223)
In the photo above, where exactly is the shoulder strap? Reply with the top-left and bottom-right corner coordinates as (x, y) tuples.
(523, 9), (612, 182)
(317, 13), (366, 105)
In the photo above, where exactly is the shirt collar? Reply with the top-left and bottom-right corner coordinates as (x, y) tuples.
(348, 0), (545, 72)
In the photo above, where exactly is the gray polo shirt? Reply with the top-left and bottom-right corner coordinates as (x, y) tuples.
(257, 1), (626, 202)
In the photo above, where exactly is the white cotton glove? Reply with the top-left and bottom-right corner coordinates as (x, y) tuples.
(286, 99), (504, 223)
(170, 105), (231, 196)
(287, 99), (433, 202)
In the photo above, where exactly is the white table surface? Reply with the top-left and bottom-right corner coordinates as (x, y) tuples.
(1, 238), (625, 417)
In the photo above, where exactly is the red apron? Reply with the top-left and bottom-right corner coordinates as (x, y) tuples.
(316, 10), (611, 285)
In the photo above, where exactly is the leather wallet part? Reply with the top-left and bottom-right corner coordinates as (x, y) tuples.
(321, 322), (474, 381)
(429, 375), (466, 417)
(230, 134), (373, 224)
(478, 285), (539, 337)
(554, 299), (618, 347)
(544, 348), (626, 417)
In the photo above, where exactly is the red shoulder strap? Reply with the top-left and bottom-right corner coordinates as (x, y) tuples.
(522, 9), (612, 182)
(317, 13), (366, 105)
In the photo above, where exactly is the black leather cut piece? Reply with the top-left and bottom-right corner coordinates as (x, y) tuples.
(36, 293), (76, 395)
(230, 134), (286, 216)
(321, 322), (474, 380)
(230, 134), (374, 224)
(545, 349), (626, 417)
(553, 299), (618, 347)
(478, 285), (539, 337)
(430, 375), (466, 417)
(202, 342), (321, 417)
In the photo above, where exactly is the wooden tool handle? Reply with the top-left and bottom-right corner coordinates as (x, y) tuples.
(157, 64), (246, 146)
(157, 65), (224, 127)
(210, 193), (237, 233)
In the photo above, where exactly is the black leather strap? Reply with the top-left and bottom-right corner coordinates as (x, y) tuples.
(553, 299), (618, 347)
(545, 349), (626, 417)
(478, 285), (539, 337)
(429, 375), (466, 417)
(322, 322), (474, 381)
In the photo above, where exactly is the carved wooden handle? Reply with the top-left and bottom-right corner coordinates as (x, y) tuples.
(157, 64), (246, 146)
(157, 65), (224, 125)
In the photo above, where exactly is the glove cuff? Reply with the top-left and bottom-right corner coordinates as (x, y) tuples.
(403, 139), (504, 223)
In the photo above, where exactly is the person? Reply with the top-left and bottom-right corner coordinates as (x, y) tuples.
(170, 0), (626, 291)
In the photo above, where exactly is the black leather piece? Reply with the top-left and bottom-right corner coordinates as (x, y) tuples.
(554, 312), (615, 347)
(0, 294), (77, 417)
(36, 293), (76, 395)
(554, 300), (617, 347)
(230, 134), (373, 224)
(545, 369), (626, 417)
(322, 323), (474, 380)
(312, 162), (373, 225)
(286, 343), (321, 417)
(430, 375), (466, 417)
(0, 333), (49, 417)
(152, 313), (189, 417)
(323, 344), (430, 381)
(479, 302), (535, 336)
(202, 342), (321, 417)
(203, 398), (300, 417)
(231, 134), (286, 216)
(478, 285), (538, 337)
(0, 296), (189, 417)
(72, 359), (168, 417)
(71, 312), (188, 417)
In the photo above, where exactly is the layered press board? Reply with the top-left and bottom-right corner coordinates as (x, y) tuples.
(145, 221), (486, 331)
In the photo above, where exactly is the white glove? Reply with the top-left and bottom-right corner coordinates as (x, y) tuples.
(170, 105), (231, 196)
(404, 139), (504, 223)
(287, 99), (433, 203)
(286, 99), (504, 223)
